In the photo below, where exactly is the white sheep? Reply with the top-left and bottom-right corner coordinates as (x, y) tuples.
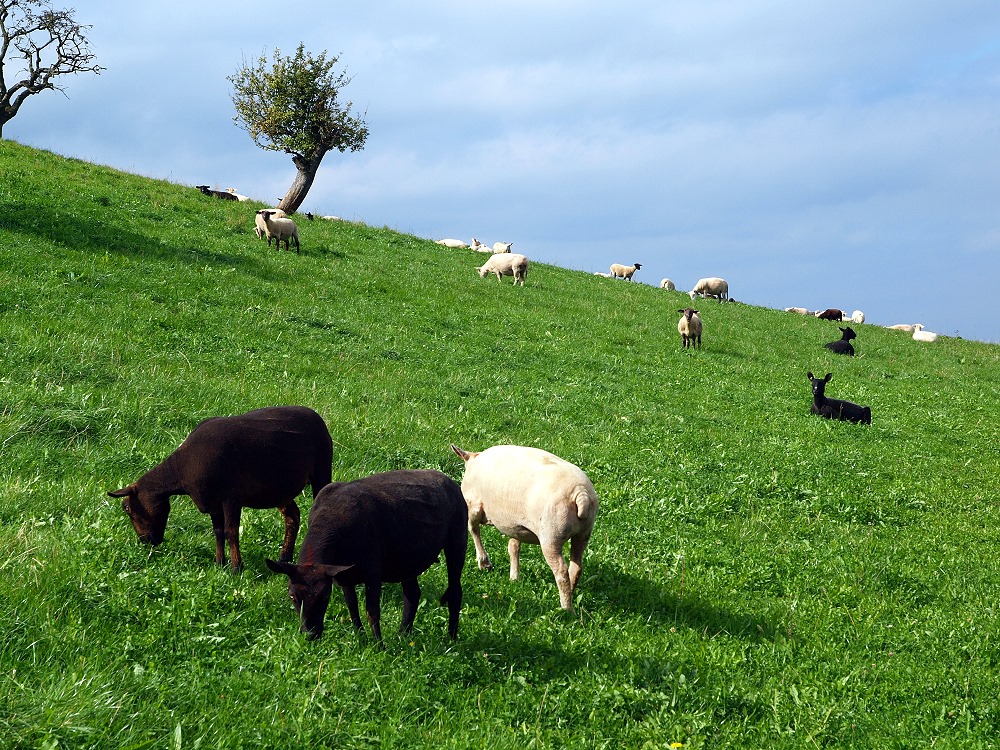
(849, 310), (866, 324)
(225, 188), (251, 202)
(470, 237), (491, 252)
(254, 208), (289, 240)
(492, 241), (513, 253)
(691, 277), (729, 301)
(477, 253), (529, 285)
(435, 238), (468, 248)
(785, 307), (811, 315)
(677, 307), (702, 349)
(912, 324), (939, 342)
(258, 210), (300, 253)
(659, 278), (676, 291)
(593, 271), (612, 278)
(888, 323), (918, 332)
(610, 262), (642, 280)
(450, 444), (599, 611)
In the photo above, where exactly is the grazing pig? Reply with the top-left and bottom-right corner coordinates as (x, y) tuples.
(109, 406), (333, 573)
(450, 444), (598, 611)
(266, 469), (467, 644)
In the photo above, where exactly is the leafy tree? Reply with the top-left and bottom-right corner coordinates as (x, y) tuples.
(0, 0), (103, 138)
(229, 44), (369, 214)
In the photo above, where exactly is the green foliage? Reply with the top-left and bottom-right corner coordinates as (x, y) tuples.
(228, 43), (368, 160)
(1, 139), (1000, 748)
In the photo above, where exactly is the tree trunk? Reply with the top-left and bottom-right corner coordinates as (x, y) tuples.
(278, 151), (328, 214)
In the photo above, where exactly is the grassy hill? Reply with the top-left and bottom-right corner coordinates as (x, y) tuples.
(2, 139), (999, 748)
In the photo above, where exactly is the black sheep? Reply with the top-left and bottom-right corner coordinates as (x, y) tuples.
(266, 469), (468, 645)
(807, 372), (872, 424)
(109, 406), (333, 572)
(195, 184), (238, 200)
(825, 326), (857, 356)
(816, 308), (844, 321)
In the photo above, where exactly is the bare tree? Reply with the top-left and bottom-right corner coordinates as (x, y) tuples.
(0, 0), (104, 138)
(229, 44), (368, 214)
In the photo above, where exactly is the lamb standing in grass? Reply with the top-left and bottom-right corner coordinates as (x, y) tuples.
(492, 241), (513, 253)
(477, 253), (528, 285)
(677, 307), (702, 349)
(259, 210), (300, 253)
(660, 278), (676, 291)
(254, 208), (289, 240)
(610, 262), (642, 280)
(450, 444), (598, 611)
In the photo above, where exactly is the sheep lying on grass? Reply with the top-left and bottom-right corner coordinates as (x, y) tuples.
(912, 324), (939, 342)
(258, 210), (300, 253)
(785, 307), (811, 315)
(660, 278), (676, 290)
(196, 185), (237, 201)
(677, 307), (702, 349)
(825, 326), (857, 356)
(477, 253), (528, 285)
(451, 444), (599, 612)
(225, 188), (251, 201)
(610, 262), (641, 280)
(807, 372), (871, 425)
(435, 238), (468, 248)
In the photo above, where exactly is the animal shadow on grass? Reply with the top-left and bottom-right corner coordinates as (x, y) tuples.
(585, 560), (779, 641)
(5, 202), (283, 282)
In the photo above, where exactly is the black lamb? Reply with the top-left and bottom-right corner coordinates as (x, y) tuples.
(825, 326), (857, 356)
(807, 372), (871, 424)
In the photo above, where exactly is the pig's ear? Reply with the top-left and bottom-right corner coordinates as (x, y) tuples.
(265, 559), (299, 576)
(316, 563), (354, 581)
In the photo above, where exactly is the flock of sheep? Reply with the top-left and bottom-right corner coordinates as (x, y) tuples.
(110, 406), (599, 645)
(784, 306), (940, 343)
(171, 193), (947, 642)
(201, 185), (945, 348)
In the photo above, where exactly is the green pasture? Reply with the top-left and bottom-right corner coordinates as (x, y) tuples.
(1, 140), (999, 748)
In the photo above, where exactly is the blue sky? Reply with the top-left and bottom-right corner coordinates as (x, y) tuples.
(13, 1), (1000, 342)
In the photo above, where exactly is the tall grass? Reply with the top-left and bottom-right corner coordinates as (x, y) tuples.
(2, 140), (999, 748)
